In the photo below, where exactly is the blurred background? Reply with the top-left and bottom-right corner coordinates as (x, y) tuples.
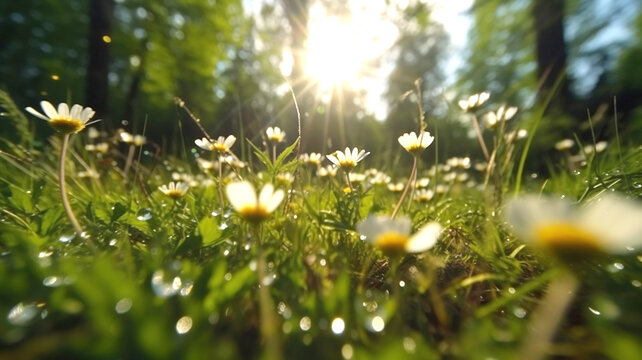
(1, 0), (640, 166)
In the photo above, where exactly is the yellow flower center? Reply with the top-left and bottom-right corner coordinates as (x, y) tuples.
(239, 205), (270, 222)
(50, 118), (85, 134)
(339, 160), (356, 170)
(535, 223), (603, 253)
(166, 190), (185, 200)
(212, 143), (228, 153)
(375, 231), (410, 254)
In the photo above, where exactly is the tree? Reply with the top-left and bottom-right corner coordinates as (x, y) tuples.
(86, 0), (115, 119)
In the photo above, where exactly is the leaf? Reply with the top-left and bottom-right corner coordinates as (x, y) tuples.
(246, 138), (273, 171)
(111, 202), (127, 222)
(273, 137), (300, 171)
(198, 216), (223, 246)
(40, 206), (63, 235)
(30, 178), (46, 207)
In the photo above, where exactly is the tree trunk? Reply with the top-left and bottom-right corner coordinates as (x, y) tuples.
(532, 0), (570, 110)
(86, 0), (115, 119)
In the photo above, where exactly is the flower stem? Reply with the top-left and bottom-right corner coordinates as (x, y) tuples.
(520, 271), (579, 360)
(123, 144), (135, 181)
(344, 170), (354, 192)
(471, 114), (489, 161)
(59, 134), (83, 235)
(254, 225), (283, 360)
(217, 155), (225, 211)
(392, 156), (417, 219)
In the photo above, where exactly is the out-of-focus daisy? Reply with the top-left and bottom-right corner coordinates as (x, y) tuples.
(415, 189), (435, 202)
(266, 127), (286, 143)
(26, 101), (96, 134)
(387, 182), (404, 193)
(159, 181), (190, 200)
(195, 135), (236, 153)
(223, 155), (246, 169)
(349, 172), (366, 183)
(120, 131), (146, 146)
(458, 92), (490, 112)
(85, 142), (109, 154)
(276, 172), (294, 185)
(415, 177), (430, 189)
(357, 215), (442, 255)
(398, 131), (434, 155)
(485, 106), (518, 128)
(435, 184), (448, 194)
(300, 152), (323, 166)
(505, 194), (642, 256)
(197, 158), (217, 172)
(326, 147), (369, 171)
(505, 129), (528, 143)
(317, 165), (338, 177)
(226, 181), (284, 222)
(447, 157), (471, 169)
(369, 171), (391, 185)
(583, 141), (608, 155)
(555, 139), (575, 151)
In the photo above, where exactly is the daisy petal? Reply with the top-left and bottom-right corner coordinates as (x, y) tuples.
(41, 101), (58, 119)
(25, 107), (50, 121)
(406, 222), (442, 253)
(57, 103), (69, 118)
(226, 181), (256, 213)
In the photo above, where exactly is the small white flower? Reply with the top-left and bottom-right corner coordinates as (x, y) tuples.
(159, 181), (190, 199)
(357, 215), (442, 254)
(505, 194), (642, 255)
(415, 189), (435, 202)
(446, 157), (471, 169)
(120, 131), (146, 146)
(583, 141), (608, 155)
(26, 101), (96, 134)
(555, 139), (575, 151)
(300, 152), (323, 166)
(197, 158), (218, 171)
(485, 106), (518, 128)
(387, 182), (404, 193)
(317, 165), (338, 177)
(266, 127), (286, 143)
(195, 135), (236, 153)
(458, 92), (490, 112)
(398, 131), (434, 154)
(226, 181), (284, 222)
(326, 147), (369, 171)
(414, 177), (430, 189)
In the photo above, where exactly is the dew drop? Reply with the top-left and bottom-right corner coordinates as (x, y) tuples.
(631, 280), (641, 288)
(180, 281), (193, 296)
(341, 344), (353, 359)
(42, 276), (63, 287)
(115, 298), (132, 314)
(398, 280), (405, 288)
(513, 307), (527, 319)
(176, 316), (193, 334)
(218, 222), (228, 230)
(331, 317), (345, 335)
(109, 239), (118, 246)
(59, 234), (75, 243)
(588, 307), (601, 316)
(299, 316), (311, 331)
(136, 208), (153, 221)
(151, 270), (180, 298)
(368, 316), (385, 332)
(403, 337), (416, 353)
(7, 302), (41, 325)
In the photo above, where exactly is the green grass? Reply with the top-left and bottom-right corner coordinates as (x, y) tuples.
(1, 91), (641, 359)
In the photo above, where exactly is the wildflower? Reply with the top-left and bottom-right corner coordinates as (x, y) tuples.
(317, 165), (338, 177)
(226, 181), (284, 222)
(326, 147), (369, 171)
(458, 92), (490, 112)
(87, 127), (101, 139)
(357, 215), (442, 255)
(197, 158), (217, 172)
(387, 182), (404, 193)
(583, 141), (608, 155)
(414, 177), (430, 188)
(398, 131), (434, 155)
(223, 155), (246, 169)
(369, 171), (391, 185)
(85, 142), (109, 154)
(195, 135), (236, 153)
(26, 101), (96, 134)
(266, 127), (286, 143)
(77, 169), (100, 179)
(349, 172), (366, 183)
(300, 152), (323, 166)
(416, 189), (434, 202)
(276, 172), (294, 185)
(485, 106), (518, 128)
(555, 139), (575, 151)
(120, 131), (146, 146)
(159, 181), (190, 200)
(505, 194), (642, 256)
(505, 129), (528, 143)
(447, 157), (471, 169)
(435, 184), (448, 194)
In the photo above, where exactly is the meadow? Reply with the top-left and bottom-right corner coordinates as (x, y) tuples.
(1, 88), (641, 360)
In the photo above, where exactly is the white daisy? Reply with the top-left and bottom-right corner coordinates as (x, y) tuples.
(226, 181), (284, 222)
(398, 131), (434, 154)
(159, 181), (190, 199)
(326, 147), (369, 171)
(505, 194), (642, 255)
(26, 101), (96, 134)
(458, 92), (490, 112)
(266, 126), (286, 143)
(485, 105), (518, 128)
(195, 135), (236, 153)
(357, 215), (443, 255)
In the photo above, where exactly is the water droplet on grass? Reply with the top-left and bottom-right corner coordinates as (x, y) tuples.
(151, 270), (181, 298)
(367, 316), (385, 332)
(43, 276), (63, 287)
(7, 302), (41, 325)
(300, 316), (311, 331)
(176, 316), (192, 334)
(331, 317), (345, 334)
(341, 344), (353, 359)
(588, 307), (600, 315)
(59, 234), (75, 243)
(115, 298), (132, 314)
(136, 208), (152, 221)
